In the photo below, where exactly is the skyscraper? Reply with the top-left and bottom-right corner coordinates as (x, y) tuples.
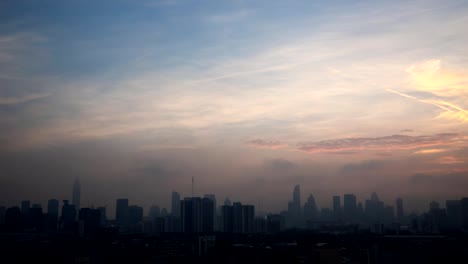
(171, 191), (180, 217)
(116, 198), (129, 225)
(21, 200), (30, 215)
(333, 196), (341, 216)
(304, 194), (318, 220)
(233, 202), (243, 233)
(204, 194), (217, 230)
(396, 198), (404, 222)
(72, 179), (81, 211)
(343, 194), (357, 220)
(287, 185), (301, 227)
(242, 205), (255, 233)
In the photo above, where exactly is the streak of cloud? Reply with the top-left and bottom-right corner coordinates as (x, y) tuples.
(245, 139), (287, 149)
(297, 133), (459, 153)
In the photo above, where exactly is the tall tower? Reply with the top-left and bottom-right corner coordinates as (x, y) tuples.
(171, 191), (181, 217)
(396, 198), (404, 222)
(293, 185), (301, 209)
(72, 179), (81, 211)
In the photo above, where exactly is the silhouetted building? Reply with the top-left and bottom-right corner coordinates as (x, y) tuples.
(79, 208), (101, 236)
(343, 194), (357, 221)
(267, 214), (283, 233)
(149, 205), (160, 219)
(288, 185), (302, 227)
(61, 200), (76, 233)
(204, 194), (217, 230)
(224, 197), (232, 206)
(221, 205), (233, 233)
(333, 195), (341, 219)
(304, 194), (318, 221)
(446, 200), (461, 229)
(460, 198), (468, 229)
(161, 208), (168, 217)
(153, 217), (166, 233)
(0, 206), (5, 225)
(365, 192), (384, 224)
(396, 198), (404, 223)
(21, 200), (30, 215)
(47, 199), (59, 231)
(171, 191), (180, 217)
(254, 217), (267, 233)
(28, 206), (44, 231)
(72, 179), (81, 211)
(5, 207), (23, 232)
(180, 197), (214, 233)
(116, 198), (129, 226)
(233, 202), (243, 233)
(242, 205), (255, 233)
(97, 206), (107, 226)
(127, 205), (143, 225)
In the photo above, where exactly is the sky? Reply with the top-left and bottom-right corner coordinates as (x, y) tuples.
(1, 0), (468, 216)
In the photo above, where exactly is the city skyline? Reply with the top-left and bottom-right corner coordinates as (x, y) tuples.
(1, 1), (468, 217)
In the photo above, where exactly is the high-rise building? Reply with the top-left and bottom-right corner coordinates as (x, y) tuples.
(224, 197), (232, 206)
(79, 208), (101, 236)
(5, 207), (23, 232)
(287, 185), (301, 227)
(343, 194), (357, 220)
(47, 199), (59, 231)
(72, 179), (81, 211)
(97, 206), (107, 226)
(127, 205), (144, 225)
(446, 200), (461, 229)
(47, 199), (59, 218)
(304, 194), (318, 220)
(0, 206), (5, 225)
(21, 200), (30, 215)
(61, 200), (76, 232)
(221, 205), (233, 233)
(365, 192), (384, 223)
(201, 197), (215, 233)
(233, 202), (243, 233)
(242, 205), (255, 233)
(180, 197), (205, 233)
(460, 198), (468, 229)
(171, 191), (180, 217)
(396, 198), (404, 222)
(149, 205), (161, 219)
(333, 196), (341, 217)
(204, 194), (217, 230)
(116, 198), (129, 225)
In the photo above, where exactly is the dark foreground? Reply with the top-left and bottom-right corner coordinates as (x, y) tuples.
(2, 231), (468, 264)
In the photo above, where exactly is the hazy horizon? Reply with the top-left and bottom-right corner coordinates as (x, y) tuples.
(1, 0), (468, 216)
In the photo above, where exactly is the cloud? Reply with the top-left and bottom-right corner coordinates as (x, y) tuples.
(297, 133), (459, 153)
(406, 60), (468, 97)
(245, 139), (287, 149)
(387, 88), (468, 122)
(388, 60), (468, 122)
(437, 156), (464, 164)
(413, 148), (448, 154)
(0, 93), (50, 105)
(400, 129), (413, 133)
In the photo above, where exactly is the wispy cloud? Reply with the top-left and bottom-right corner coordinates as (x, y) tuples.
(0, 93), (50, 105)
(413, 148), (449, 154)
(245, 139), (287, 149)
(297, 133), (459, 153)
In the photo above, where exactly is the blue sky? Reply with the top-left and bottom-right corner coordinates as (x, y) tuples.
(1, 0), (468, 213)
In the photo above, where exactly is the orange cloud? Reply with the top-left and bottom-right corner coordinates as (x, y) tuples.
(245, 139), (287, 149)
(413, 148), (449, 154)
(297, 133), (459, 153)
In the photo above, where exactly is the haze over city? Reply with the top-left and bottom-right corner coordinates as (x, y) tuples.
(2, 0), (468, 216)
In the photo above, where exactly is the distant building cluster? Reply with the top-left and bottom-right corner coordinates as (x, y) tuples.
(2, 181), (468, 236)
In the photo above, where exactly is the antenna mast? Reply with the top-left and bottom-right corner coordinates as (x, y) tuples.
(192, 176), (194, 197)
